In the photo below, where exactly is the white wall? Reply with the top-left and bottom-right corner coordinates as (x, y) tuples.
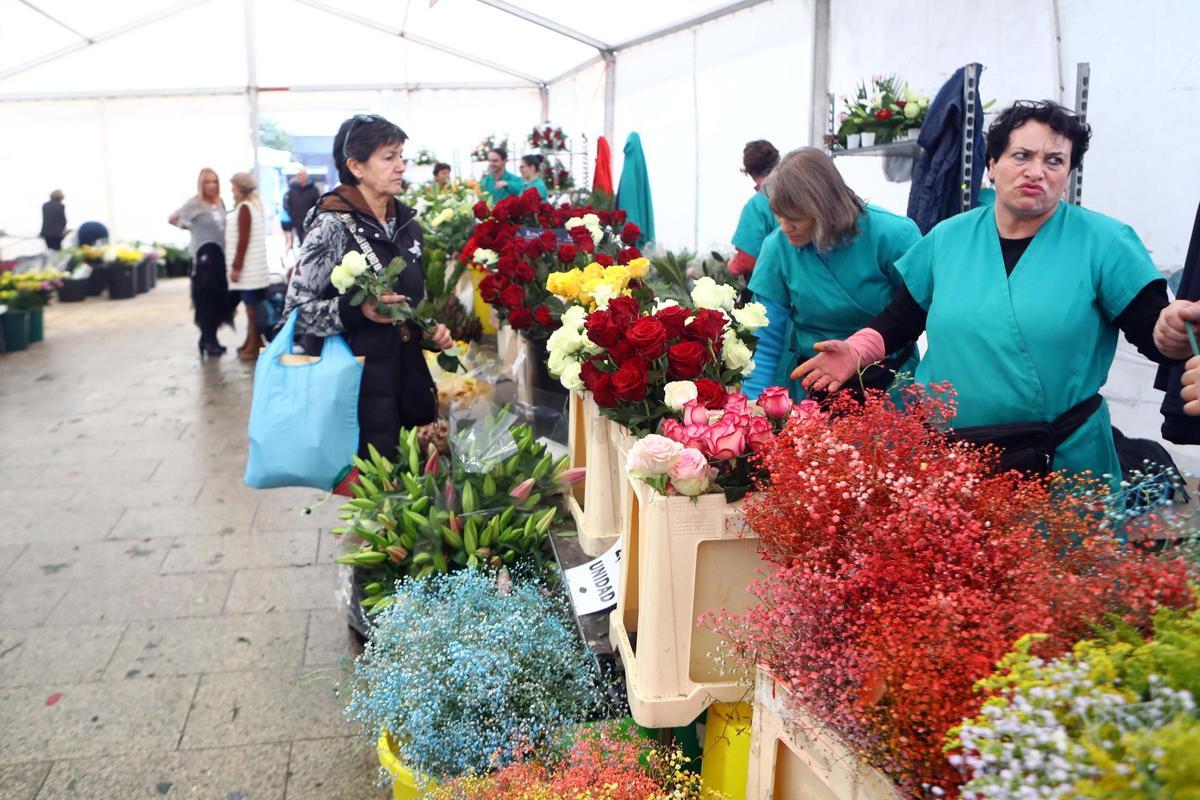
(828, 0), (1200, 269)
(549, 0), (814, 253)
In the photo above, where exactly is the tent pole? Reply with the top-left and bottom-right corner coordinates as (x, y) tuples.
(539, 84), (549, 121)
(244, 0), (260, 178)
(603, 52), (616, 145)
(473, 0), (609, 51)
(809, 0), (831, 146)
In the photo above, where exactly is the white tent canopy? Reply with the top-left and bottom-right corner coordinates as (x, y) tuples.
(2, 0), (1199, 269)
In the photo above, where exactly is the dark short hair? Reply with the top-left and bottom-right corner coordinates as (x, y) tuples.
(986, 100), (1091, 172)
(743, 140), (780, 179)
(433, 162), (451, 175)
(520, 154), (544, 170)
(333, 114), (407, 186)
(488, 147), (507, 162)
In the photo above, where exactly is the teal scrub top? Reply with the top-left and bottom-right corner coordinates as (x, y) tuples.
(749, 204), (922, 399)
(481, 170), (524, 203)
(732, 190), (778, 258)
(897, 201), (1161, 482)
(524, 176), (549, 199)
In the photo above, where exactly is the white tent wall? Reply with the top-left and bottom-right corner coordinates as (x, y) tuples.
(549, 0), (813, 252)
(827, 0), (1200, 269)
(0, 94), (252, 250)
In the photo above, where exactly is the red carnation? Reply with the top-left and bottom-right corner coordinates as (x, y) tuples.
(472, 201), (490, 220)
(667, 340), (710, 379)
(577, 236), (595, 254)
(654, 305), (692, 339)
(507, 305), (533, 330)
(693, 378), (727, 409)
(606, 296), (640, 327)
(514, 260), (535, 284)
(519, 189), (541, 215)
(618, 246), (642, 264)
(585, 309), (623, 349)
(538, 231), (558, 254)
(626, 317), (668, 359)
(533, 305), (553, 328)
(591, 373), (618, 407)
(496, 254), (520, 281)
(499, 284), (525, 310)
(619, 222), (641, 245)
(685, 308), (727, 343)
(568, 225), (592, 245)
(480, 275), (505, 304)
(611, 357), (650, 402)
(595, 254), (614, 267)
(557, 244), (577, 265)
(610, 209), (627, 226)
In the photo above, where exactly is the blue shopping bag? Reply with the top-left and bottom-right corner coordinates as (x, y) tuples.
(244, 310), (363, 490)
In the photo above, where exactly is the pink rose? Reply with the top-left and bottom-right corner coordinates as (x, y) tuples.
(626, 434), (683, 478)
(757, 386), (793, 420)
(681, 423), (711, 453)
(724, 392), (751, 416)
(747, 416), (774, 450)
(790, 399), (825, 425)
(660, 418), (686, 443)
(682, 400), (709, 426)
(669, 448), (712, 497)
(705, 419), (747, 461)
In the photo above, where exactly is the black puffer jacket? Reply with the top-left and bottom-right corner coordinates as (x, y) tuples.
(282, 185), (437, 461)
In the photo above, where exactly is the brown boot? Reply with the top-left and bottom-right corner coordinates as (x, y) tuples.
(238, 306), (260, 360)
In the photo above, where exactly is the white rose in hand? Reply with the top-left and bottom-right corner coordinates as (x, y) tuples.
(330, 264), (356, 293)
(340, 251), (369, 277)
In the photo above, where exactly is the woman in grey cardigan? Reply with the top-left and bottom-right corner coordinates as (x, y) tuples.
(170, 168), (236, 356)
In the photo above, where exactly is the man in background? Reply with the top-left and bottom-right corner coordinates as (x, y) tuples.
(281, 167), (321, 251)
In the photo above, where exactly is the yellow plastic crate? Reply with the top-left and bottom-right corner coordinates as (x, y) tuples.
(377, 731), (430, 800)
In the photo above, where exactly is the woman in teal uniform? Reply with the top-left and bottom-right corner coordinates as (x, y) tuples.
(729, 140), (780, 278)
(519, 154), (549, 199)
(480, 147), (523, 204)
(741, 147), (921, 402)
(794, 101), (1197, 482)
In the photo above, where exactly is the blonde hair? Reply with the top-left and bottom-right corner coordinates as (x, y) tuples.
(230, 171), (261, 208)
(196, 168), (220, 203)
(764, 147), (865, 252)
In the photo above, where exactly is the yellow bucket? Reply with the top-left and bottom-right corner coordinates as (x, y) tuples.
(377, 731), (431, 800)
(700, 702), (752, 800)
(469, 269), (497, 334)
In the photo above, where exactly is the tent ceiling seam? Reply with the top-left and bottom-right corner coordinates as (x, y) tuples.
(473, 0), (612, 53)
(16, 0), (93, 43)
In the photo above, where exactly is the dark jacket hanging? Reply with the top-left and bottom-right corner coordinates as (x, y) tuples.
(1155, 200), (1200, 444)
(906, 63), (986, 234)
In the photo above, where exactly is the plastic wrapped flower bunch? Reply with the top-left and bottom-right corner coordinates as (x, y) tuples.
(948, 603), (1200, 799)
(346, 569), (603, 780)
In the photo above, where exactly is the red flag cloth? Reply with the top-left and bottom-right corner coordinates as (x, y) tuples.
(592, 136), (614, 195)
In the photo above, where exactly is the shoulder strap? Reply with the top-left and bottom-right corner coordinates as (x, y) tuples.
(335, 212), (384, 274)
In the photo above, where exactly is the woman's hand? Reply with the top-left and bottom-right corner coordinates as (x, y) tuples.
(1182, 356), (1200, 416)
(168, 212), (180, 226)
(791, 340), (860, 392)
(1154, 300), (1200, 360)
(429, 323), (453, 350)
(362, 293), (408, 324)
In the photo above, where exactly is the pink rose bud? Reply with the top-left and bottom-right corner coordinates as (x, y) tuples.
(669, 447), (712, 497)
(682, 400), (709, 426)
(558, 467), (587, 485)
(747, 415), (774, 450)
(757, 386), (793, 420)
(660, 418), (686, 443)
(705, 420), (748, 461)
(723, 392), (751, 415)
(510, 477), (536, 501)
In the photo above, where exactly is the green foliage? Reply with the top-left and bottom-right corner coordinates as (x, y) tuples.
(645, 248), (744, 304)
(258, 117), (292, 152)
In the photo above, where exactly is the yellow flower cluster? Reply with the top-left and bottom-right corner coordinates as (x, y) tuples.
(113, 246), (144, 265)
(546, 258), (650, 308)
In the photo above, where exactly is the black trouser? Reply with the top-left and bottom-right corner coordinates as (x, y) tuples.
(43, 236), (62, 250)
(191, 243), (237, 345)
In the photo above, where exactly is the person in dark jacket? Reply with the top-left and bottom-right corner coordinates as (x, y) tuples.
(76, 220), (109, 246)
(40, 190), (67, 250)
(906, 63), (986, 234)
(282, 114), (453, 460)
(282, 167), (321, 250)
(1157, 200), (1200, 435)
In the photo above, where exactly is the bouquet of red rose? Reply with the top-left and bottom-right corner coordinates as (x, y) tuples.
(527, 124), (569, 152)
(573, 291), (766, 436)
(464, 189), (642, 340)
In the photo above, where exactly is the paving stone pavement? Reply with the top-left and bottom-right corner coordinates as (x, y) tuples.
(0, 280), (386, 800)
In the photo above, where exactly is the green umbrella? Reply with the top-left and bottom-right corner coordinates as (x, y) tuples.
(616, 132), (655, 247)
